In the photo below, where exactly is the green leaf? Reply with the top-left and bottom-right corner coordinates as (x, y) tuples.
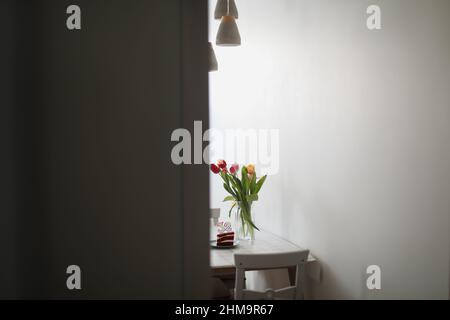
(229, 175), (242, 192)
(223, 183), (236, 197)
(220, 171), (229, 184)
(226, 174), (245, 202)
(223, 196), (235, 202)
(241, 166), (249, 195)
(249, 173), (257, 194)
(228, 202), (237, 217)
(247, 218), (260, 231)
(246, 194), (258, 202)
(254, 175), (267, 194)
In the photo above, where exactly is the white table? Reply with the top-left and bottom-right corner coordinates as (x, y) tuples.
(210, 230), (320, 282)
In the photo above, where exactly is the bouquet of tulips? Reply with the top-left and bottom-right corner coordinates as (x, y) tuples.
(210, 160), (267, 240)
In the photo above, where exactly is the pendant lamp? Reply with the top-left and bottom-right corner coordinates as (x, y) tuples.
(214, 0), (238, 19)
(216, 0), (241, 46)
(208, 42), (218, 72)
(216, 16), (241, 46)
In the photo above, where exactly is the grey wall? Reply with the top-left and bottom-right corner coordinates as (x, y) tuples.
(210, 0), (450, 299)
(1, 0), (209, 299)
(0, 1), (19, 298)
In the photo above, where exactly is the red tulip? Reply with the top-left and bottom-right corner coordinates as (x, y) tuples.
(230, 163), (239, 175)
(210, 163), (220, 174)
(217, 159), (227, 169)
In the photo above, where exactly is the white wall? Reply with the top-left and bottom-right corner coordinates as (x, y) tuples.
(209, 0), (450, 299)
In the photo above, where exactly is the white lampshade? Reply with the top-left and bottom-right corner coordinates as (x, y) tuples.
(216, 15), (241, 46)
(214, 0), (238, 20)
(208, 42), (218, 72)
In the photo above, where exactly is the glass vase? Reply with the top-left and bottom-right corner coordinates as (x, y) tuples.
(232, 201), (256, 241)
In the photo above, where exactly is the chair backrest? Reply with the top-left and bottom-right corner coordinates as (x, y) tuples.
(210, 208), (220, 226)
(234, 250), (309, 300)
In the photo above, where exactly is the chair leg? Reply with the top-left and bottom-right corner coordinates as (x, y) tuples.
(211, 277), (232, 300)
(288, 266), (296, 286)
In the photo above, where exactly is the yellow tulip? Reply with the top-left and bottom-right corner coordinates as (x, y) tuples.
(246, 164), (255, 175)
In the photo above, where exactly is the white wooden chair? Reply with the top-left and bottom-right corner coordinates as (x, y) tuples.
(210, 208), (220, 226)
(234, 250), (309, 300)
